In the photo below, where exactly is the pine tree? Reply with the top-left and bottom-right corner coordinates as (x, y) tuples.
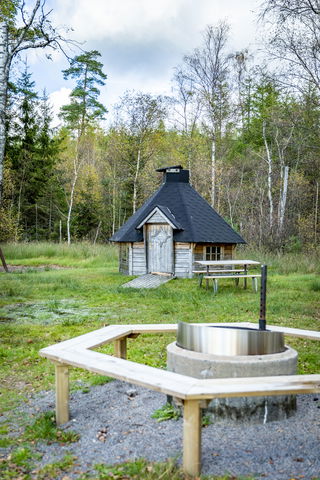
(59, 50), (107, 244)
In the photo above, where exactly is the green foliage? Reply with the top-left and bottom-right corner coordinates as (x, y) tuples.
(89, 375), (114, 386)
(5, 67), (62, 241)
(35, 454), (77, 480)
(310, 280), (320, 292)
(0, 0), (18, 22)
(60, 50), (107, 135)
(92, 458), (185, 480)
(151, 403), (181, 422)
(86, 459), (256, 480)
(24, 411), (80, 443)
(201, 414), (213, 427)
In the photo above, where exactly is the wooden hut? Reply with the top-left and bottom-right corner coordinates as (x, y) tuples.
(110, 166), (245, 278)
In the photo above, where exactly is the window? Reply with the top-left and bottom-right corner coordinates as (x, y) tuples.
(205, 246), (221, 261)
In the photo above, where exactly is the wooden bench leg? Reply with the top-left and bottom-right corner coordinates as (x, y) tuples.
(252, 277), (258, 293)
(199, 274), (203, 287)
(213, 278), (218, 293)
(114, 338), (127, 359)
(55, 363), (69, 425)
(183, 399), (201, 477)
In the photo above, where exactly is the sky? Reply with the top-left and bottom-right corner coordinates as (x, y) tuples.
(25, 0), (261, 125)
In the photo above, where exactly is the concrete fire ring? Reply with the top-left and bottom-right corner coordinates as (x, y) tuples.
(167, 341), (298, 424)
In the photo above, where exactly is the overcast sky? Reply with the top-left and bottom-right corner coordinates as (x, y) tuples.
(26, 0), (261, 125)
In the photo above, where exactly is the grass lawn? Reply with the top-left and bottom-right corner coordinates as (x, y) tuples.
(0, 242), (319, 479)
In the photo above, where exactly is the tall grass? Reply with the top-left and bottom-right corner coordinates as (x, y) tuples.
(1, 242), (118, 268)
(238, 246), (320, 274)
(2, 241), (319, 273)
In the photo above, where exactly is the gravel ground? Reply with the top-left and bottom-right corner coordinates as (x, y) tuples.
(3, 380), (320, 479)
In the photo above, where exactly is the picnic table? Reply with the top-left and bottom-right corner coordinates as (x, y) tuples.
(194, 259), (261, 292)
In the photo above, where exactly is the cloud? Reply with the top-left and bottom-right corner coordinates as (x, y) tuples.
(49, 87), (72, 127)
(38, 0), (258, 115)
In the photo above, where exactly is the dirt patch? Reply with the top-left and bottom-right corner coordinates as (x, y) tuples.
(0, 264), (68, 273)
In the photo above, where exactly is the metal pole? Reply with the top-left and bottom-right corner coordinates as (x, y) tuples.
(259, 264), (267, 330)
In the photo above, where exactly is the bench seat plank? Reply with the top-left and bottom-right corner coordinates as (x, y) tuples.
(193, 269), (245, 274)
(187, 374), (320, 399)
(203, 274), (261, 279)
(40, 347), (197, 399)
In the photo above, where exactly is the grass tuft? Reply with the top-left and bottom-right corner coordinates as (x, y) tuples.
(310, 280), (320, 292)
(151, 403), (181, 422)
(24, 411), (80, 444)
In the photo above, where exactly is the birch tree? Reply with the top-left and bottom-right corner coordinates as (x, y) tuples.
(171, 68), (202, 179)
(259, 0), (320, 94)
(114, 91), (167, 213)
(0, 0), (67, 203)
(180, 22), (231, 207)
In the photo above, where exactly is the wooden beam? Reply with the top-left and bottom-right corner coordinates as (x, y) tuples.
(183, 399), (201, 477)
(114, 337), (127, 359)
(55, 363), (69, 425)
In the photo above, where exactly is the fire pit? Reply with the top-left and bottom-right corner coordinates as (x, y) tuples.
(167, 266), (298, 423)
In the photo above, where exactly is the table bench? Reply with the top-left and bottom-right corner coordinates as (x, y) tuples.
(193, 269), (245, 287)
(39, 323), (320, 477)
(203, 274), (261, 292)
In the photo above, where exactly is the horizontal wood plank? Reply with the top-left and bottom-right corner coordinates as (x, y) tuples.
(203, 274), (261, 279)
(41, 347), (196, 399)
(244, 323), (320, 341)
(193, 269), (245, 274)
(186, 374), (320, 399)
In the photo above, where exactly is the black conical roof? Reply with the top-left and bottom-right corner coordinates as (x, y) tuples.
(110, 167), (245, 244)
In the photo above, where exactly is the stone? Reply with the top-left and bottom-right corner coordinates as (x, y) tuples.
(167, 341), (298, 424)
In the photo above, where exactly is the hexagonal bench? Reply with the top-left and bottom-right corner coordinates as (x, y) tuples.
(40, 323), (320, 477)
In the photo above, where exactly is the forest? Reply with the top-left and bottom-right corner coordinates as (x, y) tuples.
(0, 0), (319, 251)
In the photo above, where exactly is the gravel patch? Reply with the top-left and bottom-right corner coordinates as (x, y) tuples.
(3, 381), (320, 479)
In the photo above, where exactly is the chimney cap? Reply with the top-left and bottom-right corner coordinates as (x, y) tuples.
(156, 165), (183, 173)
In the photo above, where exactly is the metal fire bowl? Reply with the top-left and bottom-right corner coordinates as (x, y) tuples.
(176, 322), (285, 356)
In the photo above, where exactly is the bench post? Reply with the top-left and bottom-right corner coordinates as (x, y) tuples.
(54, 362), (69, 425)
(244, 264), (248, 289)
(183, 399), (201, 477)
(252, 276), (258, 293)
(114, 337), (127, 359)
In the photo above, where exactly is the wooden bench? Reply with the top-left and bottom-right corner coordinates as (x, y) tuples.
(39, 323), (320, 477)
(193, 270), (245, 287)
(203, 274), (261, 292)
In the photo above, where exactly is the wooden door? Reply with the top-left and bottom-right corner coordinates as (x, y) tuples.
(147, 224), (173, 274)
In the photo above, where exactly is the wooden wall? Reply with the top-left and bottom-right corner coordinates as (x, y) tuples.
(119, 242), (236, 277)
(132, 242), (146, 275)
(193, 243), (235, 271)
(119, 243), (130, 274)
(175, 243), (192, 278)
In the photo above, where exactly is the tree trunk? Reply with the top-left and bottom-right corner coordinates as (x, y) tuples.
(133, 148), (141, 214)
(211, 138), (216, 207)
(93, 220), (102, 245)
(262, 121), (273, 231)
(0, 247), (9, 272)
(315, 181), (319, 245)
(0, 22), (10, 204)
(67, 173), (77, 245)
(279, 165), (289, 233)
(59, 220), (62, 243)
